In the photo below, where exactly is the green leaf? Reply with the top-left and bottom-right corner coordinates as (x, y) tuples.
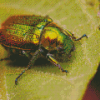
(0, 0), (100, 100)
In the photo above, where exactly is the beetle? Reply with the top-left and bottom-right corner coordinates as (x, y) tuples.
(0, 15), (88, 85)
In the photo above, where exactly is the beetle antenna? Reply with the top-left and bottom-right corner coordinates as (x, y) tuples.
(75, 34), (88, 41)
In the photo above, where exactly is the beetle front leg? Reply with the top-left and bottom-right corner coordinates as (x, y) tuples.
(15, 49), (44, 85)
(46, 53), (68, 73)
(75, 34), (88, 41)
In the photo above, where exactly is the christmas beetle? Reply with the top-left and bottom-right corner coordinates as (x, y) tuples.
(0, 15), (88, 85)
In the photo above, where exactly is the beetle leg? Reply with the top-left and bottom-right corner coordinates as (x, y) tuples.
(75, 34), (88, 41)
(0, 54), (18, 61)
(0, 57), (10, 61)
(46, 53), (68, 73)
(15, 49), (44, 85)
(22, 50), (31, 59)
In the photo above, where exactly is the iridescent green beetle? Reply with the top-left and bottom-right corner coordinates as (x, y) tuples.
(0, 15), (88, 85)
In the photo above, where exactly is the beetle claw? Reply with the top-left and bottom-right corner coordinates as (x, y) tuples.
(62, 69), (68, 73)
(65, 70), (68, 73)
(15, 79), (18, 85)
(83, 34), (88, 38)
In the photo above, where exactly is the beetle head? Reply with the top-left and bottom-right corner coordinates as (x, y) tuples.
(56, 35), (75, 62)
(63, 36), (75, 55)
